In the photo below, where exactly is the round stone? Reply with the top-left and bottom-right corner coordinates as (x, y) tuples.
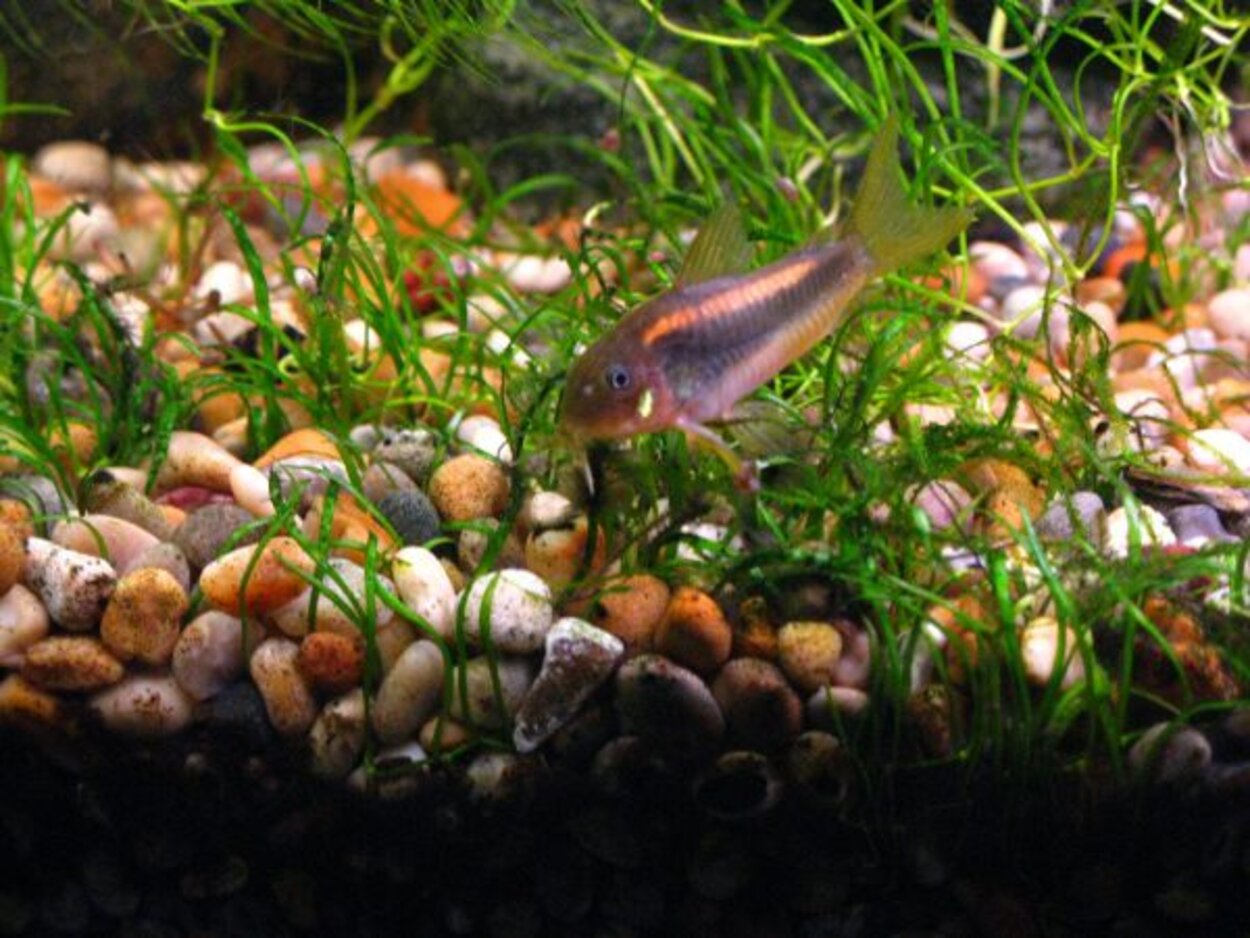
(376, 489), (441, 546)
(0, 584), (50, 667)
(172, 611), (246, 701)
(588, 574), (670, 657)
(0, 522), (26, 597)
(428, 454), (510, 522)
(654, 586), (732, 675)
(309, 689), (367, 779)
(100, 567), (189, 666)
(449, 656), (535, 730)
(373, 428), (438, 484)
(90, 674), (194, 737)
(22, 636), (124, 692)
(777, 622), (844, 694)
(711, 658), (802, 751)
(174, 503), (258, 572)
(461, 568), (554, 653)
(199, 537), (316, 617)
(371, 639), (445, 744)
(392, 546), (457, 640)
(23, 538), (116, 632)
(614, 654), (724, 760)
(249, 638), (317, 736)
(297, 631), (363, 696)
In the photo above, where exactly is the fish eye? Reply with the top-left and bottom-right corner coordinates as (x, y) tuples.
(604, 364), (632, 392)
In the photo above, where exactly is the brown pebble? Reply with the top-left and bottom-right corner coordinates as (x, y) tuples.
(0, 500), (34, 542)
(0, 674), (65, 733)
(655, 586), (732, 675)
(199, 536), (316, 616)
(711, 657), (802, 750)
(419, 715), (474, 754)
(22, 636), (124, 691)
(732, 596), (779, 660)
(0, 522), (23, 596)
(427, 454), (509, 522)
(587, 574), (670, 657)
(297, 631), (363, 696)
(100, 568), (189, 666)
(777, 621), (844, 694)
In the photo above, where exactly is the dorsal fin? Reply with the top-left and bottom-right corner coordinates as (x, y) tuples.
(676, 202), (753, 286)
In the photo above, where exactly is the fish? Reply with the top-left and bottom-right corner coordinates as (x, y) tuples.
(559, 116), (974, 487)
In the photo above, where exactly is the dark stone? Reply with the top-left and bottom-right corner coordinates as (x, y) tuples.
(195, 682), (275, 751)
(174, 504), (258, 572)
(376, 489), (442, 546)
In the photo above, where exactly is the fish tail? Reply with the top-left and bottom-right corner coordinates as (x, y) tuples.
(849, 115), (973, 275)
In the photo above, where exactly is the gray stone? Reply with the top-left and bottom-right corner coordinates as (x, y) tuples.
(373, 428), (438, 485)
(174, 503), (258, 571)
(1035, 490), (1106, 543)
(614, 654), (724, 760)
(376, 489), (441, 546)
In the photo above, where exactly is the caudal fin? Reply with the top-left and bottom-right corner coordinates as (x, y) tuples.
(849, 116), (973, 275)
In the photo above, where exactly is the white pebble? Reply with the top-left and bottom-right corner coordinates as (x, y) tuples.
(268, 559), (395, 641)
(230, 463), (275, 517)
(371, 640), (445, 745)
(969, 240), (1029, 283)
(1188, 427), (1250, 474)
(0, 585), (50, 668)
(499, 253), (572, 294)
(51, 515), (159, 574)
(172, 611), (245, 701)
(24, 538), (116, 632)
(309, 689), (367, 779)
(1020, 617), (1085, 690)
(1207, 287), (1250, 341)
(456, 414), (513, 465)
(392, 546), (456, 640)
(90, 673), (194, 737)
(945, 320), (992, 363)
(194, 260), (253, 305)
(33, 140), (112, 194)
(249, 638), (317, 736)
(997, 283), (1049, 338)
(1103, 505), (1176, 559)
(461, 569), (554, 654)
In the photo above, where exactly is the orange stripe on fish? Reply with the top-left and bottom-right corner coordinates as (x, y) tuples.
(640, 305), (700, 346)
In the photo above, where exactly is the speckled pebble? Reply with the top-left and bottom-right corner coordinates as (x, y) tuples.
(309, 689), (367, 779)
(449, 655), (535, 730)
(462, 568), (554, 653)
(24, 538), (117, 632)
(0, 585), (49, 667)
(711, 657), (802, 751)
(297, 631), (363, 696)
(51, 515), (159, 574)
(525, 516), (603, 589)
(392, 546), (457, 640)
(171, 611), (246, 701)
(376, 489), (441, 545)
(614, 654), (725, 760)
(371, 639), (444, 744)
(589, 574), (670, 657)
(654, 586), (732, 675)
(22, 636), (124, 692)
(777, 621), (844, 694)
(174, 503), (259, 572)
(99, 567), (189, 666)
(79, 473), (174, 540)
(200, 537), (316, 617)
(90, 673), (194, 737)
(249, 638), (318, 736)
(123, 541), (192, 594)
(428, 453), (510, 522)
(373, 429), (438, 484)
(514, 617), (624, 753)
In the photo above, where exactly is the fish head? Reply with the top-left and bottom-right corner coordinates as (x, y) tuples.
(560, 335), (671, 441)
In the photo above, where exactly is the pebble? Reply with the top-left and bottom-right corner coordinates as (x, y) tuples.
(513, 617), (624, 753)
(249, 638), (318, 736)
(373, 429), (438, 484)
(614, 654), (724, 759)
(524, 515), (604, 589)
(1187, 427), (1250, 474)
(152, 431), (244, 493)
(450, 655), (535, 729)
(174, 503), (258, 571)
(78, 473), (174, 540)
(24, 538), (117, 632)
(348, 741), (431, 799)
(428, 454), (510, 521)
(419, 714), (474, 754)
(194, 681), (273, 749)
(0, 673), (63, 732)
(461, 568), (554, 653)
(0, 585), (49, 667)
(392, 546), (457, 640)
(1206, 287), (1250, 341)
(1128, 722), (1212, 785)
(908, 479), (972, 531)
(456, 415), (513, 464)
(51, 515), (160, 574)
(654, 586), (732, 675)
(361, 460), (417, 504)
(193, 259), (253, 305)
(228, 462), (275, 517)
(297, 631), (363, 695)
(22, 636), (124, 692)
(805, 685), (870, 728)
(308, 689), (367, 779)
(376, 489), (441, 545)
(268, 558), (396, 640)
(587, 573), (670, 657)
(1103, 505), (1177, 559)
(1035, 491), (1106, 543)
(171, 611), (246, 701)
(1021, 617), (1085, 690)
(32, 140), (112, 194)
(0, 522), (23, 596)
(0, 474), (65, 518)
(371, 640), (445, 744)
(89, 673), (194, 737)
(458, 520), (526, 572)
(1167, 504), (1236, 547)
(200, 537), (317, 616)
(998, 283), (1049, 338)
(693, 750), (783, 820)
(99, 567), (189, 665)
(776, 621), (844, 694)
(711, 658), (802, 751)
